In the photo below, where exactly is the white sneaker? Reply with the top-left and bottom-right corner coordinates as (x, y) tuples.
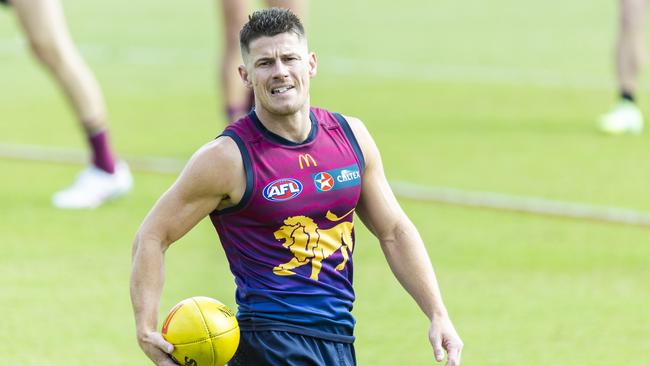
(598, 100), (644, 135)
(52, 161), (133, 209)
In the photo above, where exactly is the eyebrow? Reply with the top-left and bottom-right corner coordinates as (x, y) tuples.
(254, 52), (301, 63)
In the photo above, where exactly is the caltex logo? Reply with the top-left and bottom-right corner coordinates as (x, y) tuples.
(263, 178), (303, 201)
(313, 172), (335, 192)
(313, 164), (361, 193)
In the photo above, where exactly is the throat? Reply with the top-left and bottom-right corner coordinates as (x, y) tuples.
(255, 109), (313, 144)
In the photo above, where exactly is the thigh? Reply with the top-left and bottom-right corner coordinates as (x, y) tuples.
(219, 0), (249, 44)
(229, 331), (355, 366)
(11, 0), (71, 45)
(620, 0), (646, 27)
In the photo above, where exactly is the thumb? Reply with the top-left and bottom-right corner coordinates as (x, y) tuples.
(152, 332), (175, 354)
(431, 332), (444, 362)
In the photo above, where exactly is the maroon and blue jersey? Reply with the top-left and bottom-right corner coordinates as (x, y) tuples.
(210, 107), (365, 343)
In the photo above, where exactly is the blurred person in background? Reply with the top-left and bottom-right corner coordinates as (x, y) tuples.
(219, 0), (307, 123)
(2, 0), (132, 208)
(600, 0), (646, 134)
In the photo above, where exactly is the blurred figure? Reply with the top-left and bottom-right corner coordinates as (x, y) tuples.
(219, 0), (307, 122)
(3, 0), (132, 208)
(599, 0), (646, 134)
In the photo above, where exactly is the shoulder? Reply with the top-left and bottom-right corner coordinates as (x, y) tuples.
(338, 115), (367, 136)
(187, 136), (240, 173)
(338, 115), (378, 164)
(176, 135), (244, 197)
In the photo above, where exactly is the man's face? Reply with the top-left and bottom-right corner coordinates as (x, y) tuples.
(240, 32), (317, 116)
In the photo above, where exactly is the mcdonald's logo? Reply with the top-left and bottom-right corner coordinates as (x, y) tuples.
(298, 154), (318, 169)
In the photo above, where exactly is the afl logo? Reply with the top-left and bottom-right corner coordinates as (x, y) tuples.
(263, 178), (303, 201)
(313, 172), (335, 192)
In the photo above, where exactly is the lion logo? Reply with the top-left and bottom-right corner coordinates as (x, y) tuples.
(273, 209), (354, 281)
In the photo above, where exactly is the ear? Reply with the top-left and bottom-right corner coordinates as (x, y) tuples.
(238, 65), (253, 89)
(308, 52), (317, 78)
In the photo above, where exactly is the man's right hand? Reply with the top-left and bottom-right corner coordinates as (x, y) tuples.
(137, 330), (178, 366)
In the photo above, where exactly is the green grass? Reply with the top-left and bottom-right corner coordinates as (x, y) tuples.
(2, 0), (650, 365)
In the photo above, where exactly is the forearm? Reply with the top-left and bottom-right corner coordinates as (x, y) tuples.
(130, 235), (167, 338)
(380, 219), (448, 320)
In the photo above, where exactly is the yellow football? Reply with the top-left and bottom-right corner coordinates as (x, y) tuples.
(161, 296), (240, 366)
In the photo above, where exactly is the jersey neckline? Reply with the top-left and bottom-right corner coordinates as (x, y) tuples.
(248, 109), (318, 146)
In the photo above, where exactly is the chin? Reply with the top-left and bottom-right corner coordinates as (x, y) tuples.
(263, 102), (304, 116)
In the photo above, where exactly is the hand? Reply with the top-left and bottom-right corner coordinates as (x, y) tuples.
(429, 315), (463, 366)
(137, 330), (178, 366)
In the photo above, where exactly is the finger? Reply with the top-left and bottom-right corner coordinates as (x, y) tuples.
(155, 355), (180, 366)
(445, 343), (462, 366)
(149, 345), (178, 366)
(158, 356), (180, 366)
(431, 333), (444, 362)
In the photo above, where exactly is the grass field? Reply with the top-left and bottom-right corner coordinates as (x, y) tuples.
(2, 0), (650, 365)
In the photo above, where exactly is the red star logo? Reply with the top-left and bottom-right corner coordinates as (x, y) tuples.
(316, 173), (334, 191)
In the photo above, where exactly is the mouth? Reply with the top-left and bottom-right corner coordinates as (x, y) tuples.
(271, 85), (295, 95)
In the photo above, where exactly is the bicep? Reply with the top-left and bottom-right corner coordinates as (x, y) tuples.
(136, 139), (241, 248)
(138, 178), (220, 248)
(346, 117), (405, 239)
(356, 155), (406, 240)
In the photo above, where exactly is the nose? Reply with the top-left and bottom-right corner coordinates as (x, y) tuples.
(272, 59), (290, 79)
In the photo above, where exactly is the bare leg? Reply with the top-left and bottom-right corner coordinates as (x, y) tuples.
(599, 0), (646, 134)
(616, 0), (646, 98)
(13, 0), (107, 135)
(219, 0), (251, 122)
(12, 0), (131, 208)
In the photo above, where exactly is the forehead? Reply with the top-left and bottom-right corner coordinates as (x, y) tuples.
(247, 32), (307, 58)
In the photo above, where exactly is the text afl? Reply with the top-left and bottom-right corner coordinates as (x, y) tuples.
(263, 178), (303, 202)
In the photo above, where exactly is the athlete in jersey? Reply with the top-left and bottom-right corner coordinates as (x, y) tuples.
(211, 107), (364, 342)
(130, 8), (462, 366)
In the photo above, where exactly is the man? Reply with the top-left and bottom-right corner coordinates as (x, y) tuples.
(599, 0), (646, 134)
(3, 0), (132, 208)
(130, 8), (462, 366)
(219, 0), (307, 122)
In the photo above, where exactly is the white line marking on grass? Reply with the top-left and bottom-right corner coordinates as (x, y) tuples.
(2, 142), (650, 228)
(391, 181), (650, 228)
(0, 143), (184, 174)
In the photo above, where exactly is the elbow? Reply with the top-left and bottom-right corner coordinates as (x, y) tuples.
(131, 230), (149, 258)
(132, 229), (170, 259)
(377, 222), (401, 246)
(378, 220), (412, 251)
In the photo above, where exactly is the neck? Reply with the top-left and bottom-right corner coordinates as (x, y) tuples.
(255, 104), (312, 143)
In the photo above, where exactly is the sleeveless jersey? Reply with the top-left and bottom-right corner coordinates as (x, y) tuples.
(210, 107), (365, 343)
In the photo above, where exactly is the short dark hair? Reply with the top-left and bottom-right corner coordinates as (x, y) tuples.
(239, 8), (305, 55)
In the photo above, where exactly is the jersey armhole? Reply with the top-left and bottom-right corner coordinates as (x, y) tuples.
(333, 113), (366, 172)
(211, 130), (254, 216)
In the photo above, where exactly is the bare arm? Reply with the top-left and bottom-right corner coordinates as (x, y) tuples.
(130, 137), (244, 365)
(347, 116), (463, 366)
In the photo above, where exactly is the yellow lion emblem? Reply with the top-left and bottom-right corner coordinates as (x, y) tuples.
(273, 209), (354, 281)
